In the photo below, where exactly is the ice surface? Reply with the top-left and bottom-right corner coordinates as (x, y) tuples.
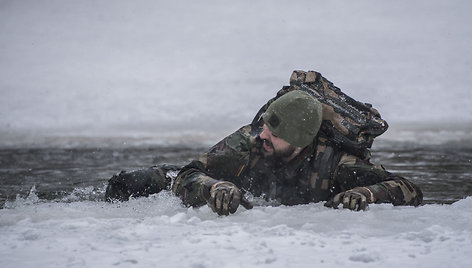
(1, 0), (472, 147)
(0, 190), (471, 268)
(0, 1), (471, 266)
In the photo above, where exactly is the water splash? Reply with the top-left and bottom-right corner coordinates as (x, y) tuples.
(4, 185), (41, 209)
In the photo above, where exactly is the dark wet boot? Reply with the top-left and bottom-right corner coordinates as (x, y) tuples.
(105, 165), (179, 202)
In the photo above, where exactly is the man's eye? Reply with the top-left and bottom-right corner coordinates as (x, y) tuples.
(272, 133), (278, 138)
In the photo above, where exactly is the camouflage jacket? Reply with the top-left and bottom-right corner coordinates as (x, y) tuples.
(172, 122), (423, 208)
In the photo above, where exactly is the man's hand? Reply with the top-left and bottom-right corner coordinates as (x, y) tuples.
(324, 187), (374, 211)
(207, 181), (243, 216)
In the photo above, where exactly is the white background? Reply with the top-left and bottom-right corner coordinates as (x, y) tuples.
(1, 0), (471, 146)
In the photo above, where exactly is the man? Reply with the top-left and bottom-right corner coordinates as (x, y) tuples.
(106, 76), (423, 216)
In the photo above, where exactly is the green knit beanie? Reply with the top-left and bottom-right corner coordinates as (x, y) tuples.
(262, 90), (323, 147)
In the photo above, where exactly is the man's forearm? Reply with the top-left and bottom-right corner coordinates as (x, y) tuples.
(366, 177), (423, 206)
(172, 169), (219, 207)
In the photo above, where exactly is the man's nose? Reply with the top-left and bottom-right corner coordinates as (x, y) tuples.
(259, 127), (269, 140)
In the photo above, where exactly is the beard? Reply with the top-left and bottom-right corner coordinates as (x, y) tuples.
(262, 139), (297, 163)
(274, 144), (296, 159)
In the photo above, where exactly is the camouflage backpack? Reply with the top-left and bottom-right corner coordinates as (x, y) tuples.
(252, 70), (388, 158)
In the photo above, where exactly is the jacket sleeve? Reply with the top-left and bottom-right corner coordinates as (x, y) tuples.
(333, 153), (423, 206)
(172, 126), (252, 207)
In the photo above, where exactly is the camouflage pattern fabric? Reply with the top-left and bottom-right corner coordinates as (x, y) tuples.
(105, 165), (178, 202)
(252, 70), (389, 158)
(172, 121), (423, 208)
(108, 70), (422, 211)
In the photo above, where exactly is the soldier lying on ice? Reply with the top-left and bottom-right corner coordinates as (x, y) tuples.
(105, 71), (423, 215)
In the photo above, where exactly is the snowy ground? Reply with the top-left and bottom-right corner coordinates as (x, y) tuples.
(1, 0), (471, 147)
(1, 191), (471, 268)
(1, 1), (471, 267)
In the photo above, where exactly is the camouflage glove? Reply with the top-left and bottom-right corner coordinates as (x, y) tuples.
(207, 181), (252, 216)
(324, 187), (375, 211)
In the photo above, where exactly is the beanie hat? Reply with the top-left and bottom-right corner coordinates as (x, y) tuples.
(262, 90), (322, 147)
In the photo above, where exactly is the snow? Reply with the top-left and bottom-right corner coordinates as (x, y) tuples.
(1, 191), (471, 268)
(1, 1), (471, 267)
(1, 0), (472, 147)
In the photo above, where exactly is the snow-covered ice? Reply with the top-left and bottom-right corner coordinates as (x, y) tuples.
(1, 191), (471, 268)
(1, 0), (471, 267)
(1, 0), (471, 147)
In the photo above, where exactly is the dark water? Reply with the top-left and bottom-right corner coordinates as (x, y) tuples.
(1, 143), (471, 208)
(0, 146), (204, 207)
